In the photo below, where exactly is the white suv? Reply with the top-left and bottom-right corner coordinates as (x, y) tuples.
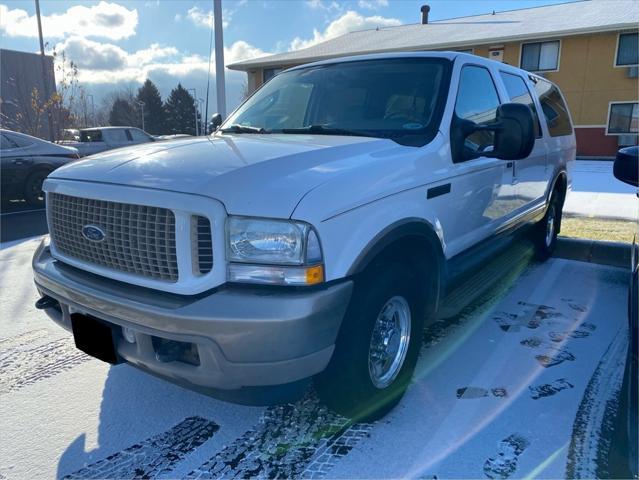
(32, 52), (575, 420)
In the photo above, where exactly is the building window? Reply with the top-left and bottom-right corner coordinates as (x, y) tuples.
(521, 40), (560, 72)
(608, 102), (639, 134)
(616, 32), (638, 66)
(263, 67), (283, 83)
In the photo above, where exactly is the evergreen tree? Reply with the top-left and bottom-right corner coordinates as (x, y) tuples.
(136, 79), (165, 134)
(108, 98), (137, 126)
(163, 83), (197, 135)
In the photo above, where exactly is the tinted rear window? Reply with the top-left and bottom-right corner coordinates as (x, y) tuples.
(533, 79), (572, 137)
(80, 130), (103, 142)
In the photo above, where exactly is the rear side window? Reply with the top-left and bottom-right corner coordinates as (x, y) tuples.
(454, 65), (501, 159)
(105, 129), (129, 142)
(0, 134), (17, 150)
(533, 79), (572, 137)
(80, 130), (103, 142)
(500, 72), (542, 138)
(129, 129), (151, 142)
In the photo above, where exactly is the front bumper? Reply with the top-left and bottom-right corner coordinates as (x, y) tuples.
(32, 240), (352, 390)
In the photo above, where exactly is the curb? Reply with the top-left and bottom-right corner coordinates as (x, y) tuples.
(554, 237), (631, 268)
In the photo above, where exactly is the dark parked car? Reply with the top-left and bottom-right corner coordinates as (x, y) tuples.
(1, 129), (79, 206)
(610, 145), (638, 479)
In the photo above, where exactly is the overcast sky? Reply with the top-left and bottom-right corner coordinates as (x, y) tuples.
(0, 0), (572, 116)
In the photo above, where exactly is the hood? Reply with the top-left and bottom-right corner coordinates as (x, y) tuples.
(49, 133), (402, 218)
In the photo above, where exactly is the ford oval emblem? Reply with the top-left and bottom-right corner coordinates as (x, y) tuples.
(82, 225), (106, 242)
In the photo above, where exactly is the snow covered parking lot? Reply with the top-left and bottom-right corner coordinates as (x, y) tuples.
(0, 237), (630, 479)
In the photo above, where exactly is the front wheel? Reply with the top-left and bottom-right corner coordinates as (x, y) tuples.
(314, 264), (426, 422)
(534, 191), (561, 261)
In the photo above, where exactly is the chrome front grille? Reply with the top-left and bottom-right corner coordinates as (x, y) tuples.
(48, 193), (179, 282)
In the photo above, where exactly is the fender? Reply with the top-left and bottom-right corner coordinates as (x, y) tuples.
(347, 218), (446, 311)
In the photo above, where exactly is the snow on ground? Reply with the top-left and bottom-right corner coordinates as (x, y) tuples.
(0, 239), (630, 479)
(564, 160), (638, 220)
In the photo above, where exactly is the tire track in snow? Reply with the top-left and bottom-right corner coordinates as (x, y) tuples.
(63, 416), (219, 479)
(566, 326), (628, 479)
(187, 393), (372, 479)
(0, 336), (92, 395)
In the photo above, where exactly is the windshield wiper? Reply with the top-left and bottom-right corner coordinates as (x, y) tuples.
(279, 125), (377, 138)
(220, 124), (269, 134)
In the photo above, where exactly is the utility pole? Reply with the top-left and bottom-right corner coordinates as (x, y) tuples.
(35, 0), (54, 141)
(213, 0), (226, 119)
(204, 4), (214, 135)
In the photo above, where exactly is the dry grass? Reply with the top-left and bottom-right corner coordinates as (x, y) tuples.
(560, 216), (637, 243)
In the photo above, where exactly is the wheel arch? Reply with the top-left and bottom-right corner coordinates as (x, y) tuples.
(347, 218), (446, 315)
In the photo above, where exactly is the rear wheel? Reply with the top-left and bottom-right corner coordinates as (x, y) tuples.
(315, 263), (427, 421)
(23, 169), (50, 207)
(534, 190), (561, 261)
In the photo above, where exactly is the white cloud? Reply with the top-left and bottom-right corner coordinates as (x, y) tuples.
(306, 0), (341, 11)
(53, 37), (268, 85)
(357, 0), (389, 10)
(290, 10), (401, 50)
(0, 1), (138, 40)
(186, 5), (235, 29)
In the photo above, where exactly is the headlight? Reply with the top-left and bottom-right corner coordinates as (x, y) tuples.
(226, 216), (324, 286)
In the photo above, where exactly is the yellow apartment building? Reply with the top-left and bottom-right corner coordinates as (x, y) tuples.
(229, 0), (639, 157)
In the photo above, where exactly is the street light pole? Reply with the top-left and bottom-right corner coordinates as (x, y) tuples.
(188, 88), (198, 136)
(136, 101), (145, 131)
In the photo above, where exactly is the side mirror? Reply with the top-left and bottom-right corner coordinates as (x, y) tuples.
(489, 103), (535, 160)
(210, 113), (223, 132)
(613, 146), (639, 187)
(451, 103), (535, 162)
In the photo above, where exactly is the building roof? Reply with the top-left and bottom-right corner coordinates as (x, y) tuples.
(228, 0), (639, 71)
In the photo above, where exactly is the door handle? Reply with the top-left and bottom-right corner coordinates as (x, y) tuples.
(506, 162), (513, 168)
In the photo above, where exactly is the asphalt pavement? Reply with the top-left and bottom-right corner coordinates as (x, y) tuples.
(0, 236), (629, 479)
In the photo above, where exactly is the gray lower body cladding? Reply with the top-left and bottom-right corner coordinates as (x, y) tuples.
(32, 240), (353, 391)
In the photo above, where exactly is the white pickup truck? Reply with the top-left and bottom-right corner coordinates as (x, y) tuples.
(68, 126), (155, 157)
(33, 52), (575, 420)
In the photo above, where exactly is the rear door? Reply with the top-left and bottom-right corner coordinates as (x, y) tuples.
(498, 70), (548, 211)
(530, 78), (576, 189)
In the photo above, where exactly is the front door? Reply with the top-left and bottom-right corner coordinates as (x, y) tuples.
(444, 64), (519, 256)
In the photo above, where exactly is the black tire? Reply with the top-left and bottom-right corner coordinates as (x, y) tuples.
(534, 190), (561, 261)
(314, 263), (427, 422)
(23, 169), (50, 207)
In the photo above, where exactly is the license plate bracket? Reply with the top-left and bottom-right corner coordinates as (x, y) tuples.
(71, 313), (119, 364)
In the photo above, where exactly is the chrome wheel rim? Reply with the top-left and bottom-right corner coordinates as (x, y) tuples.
(545, 205), (556, 247)
(368, 296), (411, 389)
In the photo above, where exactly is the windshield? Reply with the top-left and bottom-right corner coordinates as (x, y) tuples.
(222, 58), (452, 146)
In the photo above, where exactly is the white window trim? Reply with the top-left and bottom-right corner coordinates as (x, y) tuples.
(605, 100), (639, 136)
(455, 48), (474, 55)
(519, 39), (562, 73)
(613, 31), (639, 68)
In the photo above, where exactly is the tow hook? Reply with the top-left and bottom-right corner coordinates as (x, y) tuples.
(35, 295), (59, 310)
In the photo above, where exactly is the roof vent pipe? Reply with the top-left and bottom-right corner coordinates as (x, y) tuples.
(421, 5), (430, 24)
